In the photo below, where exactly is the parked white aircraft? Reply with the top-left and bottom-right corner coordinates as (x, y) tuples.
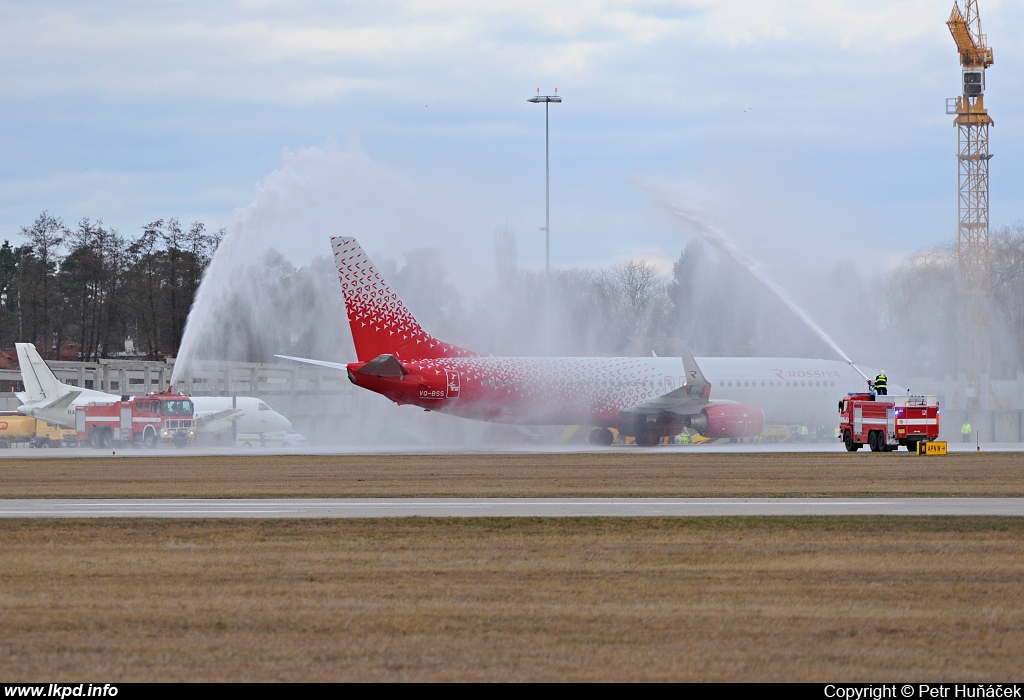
(13, 343), (292, 439)
(187, 396), (293, 439)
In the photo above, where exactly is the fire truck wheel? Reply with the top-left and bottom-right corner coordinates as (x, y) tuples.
(844, 430), (859, 452)
(868, 431), (881, 452)
(36, 439), (50, 448)
(0, 441), (9, 449)
(98, 430), (112, 449)
(588, 428), (614, 446)
(905, 440), (918, 453)
(143, 429), (157, 449)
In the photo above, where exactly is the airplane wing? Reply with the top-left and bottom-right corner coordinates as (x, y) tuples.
(37, 391), (81, 411)
(622, 343), (712, 417)
(194, 408), (241, 432)
(274, 355), (349, 372)
(623, 385), (710, 416)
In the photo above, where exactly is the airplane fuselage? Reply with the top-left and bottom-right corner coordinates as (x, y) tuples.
(348, 354), (876, 430)
(18, 390), (118, 428)
(191, 396), (292, 435)
(697, 357), (883, 426)
(350, 355), (698, 427)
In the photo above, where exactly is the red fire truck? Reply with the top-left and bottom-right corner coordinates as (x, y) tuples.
(75, 390), (195, 448)
(838, 393), (940, 452)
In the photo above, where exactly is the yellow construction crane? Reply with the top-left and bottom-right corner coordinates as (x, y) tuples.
(946, 1), (993, 406)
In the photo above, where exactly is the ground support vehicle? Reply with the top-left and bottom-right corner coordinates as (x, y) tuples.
(231, 431), (307, 448)
(838, 393), (939, 452)
(75, 391), (195, 448)
(0, 414), (76, 448)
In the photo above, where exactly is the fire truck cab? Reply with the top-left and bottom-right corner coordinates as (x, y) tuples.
(838, 393), (940, 453)
(76, 390), (195, 448)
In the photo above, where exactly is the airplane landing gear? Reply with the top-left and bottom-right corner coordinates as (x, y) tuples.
(634, 430), (660, 447)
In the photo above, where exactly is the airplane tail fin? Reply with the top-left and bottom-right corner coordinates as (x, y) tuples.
(331, 236), (477, 362)
(15, 343), (69, 404)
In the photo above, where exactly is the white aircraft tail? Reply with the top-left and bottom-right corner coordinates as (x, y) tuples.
(15, 343), (70, 404)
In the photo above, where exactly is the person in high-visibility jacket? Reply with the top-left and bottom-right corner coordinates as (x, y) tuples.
(873, 371), (888, 396)
(962, 422), (972, 443)
(678, 432), (690, 444)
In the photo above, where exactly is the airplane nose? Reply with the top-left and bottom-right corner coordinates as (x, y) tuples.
(276, 413), (292, 431)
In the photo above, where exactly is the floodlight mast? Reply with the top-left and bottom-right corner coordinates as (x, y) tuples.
(527, 87), (561, 283)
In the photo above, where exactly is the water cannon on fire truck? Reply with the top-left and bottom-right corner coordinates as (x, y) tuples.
(75, 388), (195, 448)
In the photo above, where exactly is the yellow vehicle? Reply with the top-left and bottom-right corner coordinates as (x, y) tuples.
(0, 414), (75, 448)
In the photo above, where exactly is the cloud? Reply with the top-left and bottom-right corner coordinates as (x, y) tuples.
(0, 1), (961, 105)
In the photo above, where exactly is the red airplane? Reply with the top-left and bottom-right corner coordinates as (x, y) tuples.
(277, 237), (765, 445)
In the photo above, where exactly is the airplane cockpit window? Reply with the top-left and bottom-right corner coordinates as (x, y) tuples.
(259, 403), (270, 411)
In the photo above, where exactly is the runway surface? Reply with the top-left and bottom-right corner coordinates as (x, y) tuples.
(2, 443), (1024, 459)
(2, 498), (1024, 517)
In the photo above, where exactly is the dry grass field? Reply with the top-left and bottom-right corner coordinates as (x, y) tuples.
(2, 452), (1023, 681)
(1, 517), (1023, 682)
(0, 450), (1022, 498)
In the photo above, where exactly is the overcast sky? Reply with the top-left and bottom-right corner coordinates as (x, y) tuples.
(1, 0), (1022, 275)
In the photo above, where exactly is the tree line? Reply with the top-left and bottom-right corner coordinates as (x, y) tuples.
(0, 212), (222, 361)
(881, 221), (1024, 380)
(6, 205), (1024, 382)
(192, 221), (1024, 385)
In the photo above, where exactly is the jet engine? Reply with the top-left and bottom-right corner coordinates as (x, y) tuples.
(689, 404), (765, 439)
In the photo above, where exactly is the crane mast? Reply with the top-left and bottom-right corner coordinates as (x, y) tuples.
(947, 0), (993, 407)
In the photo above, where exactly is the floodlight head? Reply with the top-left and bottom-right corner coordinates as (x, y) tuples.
(527, 92), (562, 104)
